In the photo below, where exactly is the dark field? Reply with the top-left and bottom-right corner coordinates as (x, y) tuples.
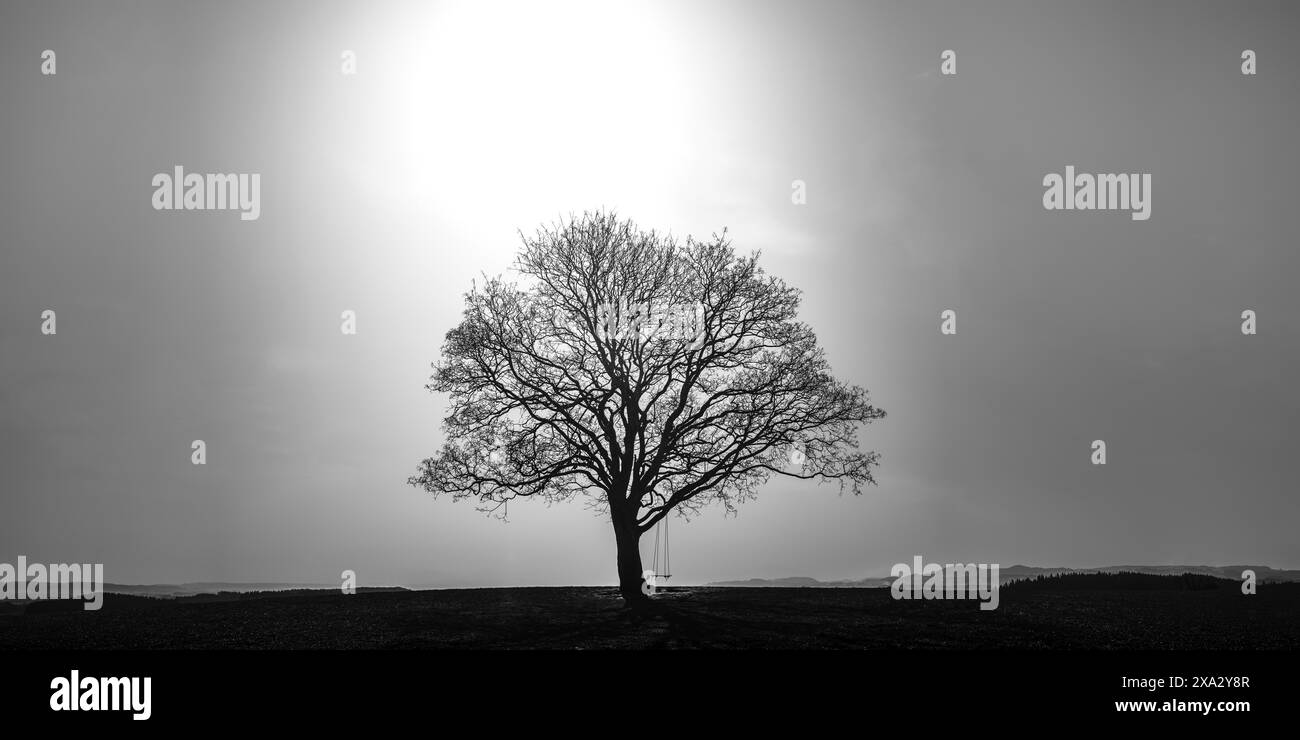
(2, 578), (1297, 649)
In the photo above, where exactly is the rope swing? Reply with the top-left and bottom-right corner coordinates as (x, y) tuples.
(651, 516), (672, 583)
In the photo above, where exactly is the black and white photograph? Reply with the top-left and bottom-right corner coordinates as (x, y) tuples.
(1, 0), (1296, 726)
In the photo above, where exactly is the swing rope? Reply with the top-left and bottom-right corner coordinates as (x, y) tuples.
(651, 516), (671, 580)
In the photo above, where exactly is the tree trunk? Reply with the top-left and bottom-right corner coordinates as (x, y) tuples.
(613, 516), (649, 607)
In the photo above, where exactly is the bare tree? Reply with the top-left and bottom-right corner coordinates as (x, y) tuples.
(409, 210), (885, 605)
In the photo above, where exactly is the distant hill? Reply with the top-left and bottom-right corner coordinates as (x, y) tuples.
(707, 564), (1300, 588)
(96, 582), (408, 599)
(707, 576), (893, 588)
(1004, 571), (1234, 591)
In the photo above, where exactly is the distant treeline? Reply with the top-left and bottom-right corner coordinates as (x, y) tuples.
(4, 587), (408, 615)
(1003, 571), (1232, 591)
(164, 587), (408, 604)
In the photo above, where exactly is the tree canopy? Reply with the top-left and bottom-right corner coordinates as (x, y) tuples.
(410, 210), (885, 540)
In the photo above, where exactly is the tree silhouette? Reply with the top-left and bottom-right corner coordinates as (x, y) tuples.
(409, 210), (885, 605)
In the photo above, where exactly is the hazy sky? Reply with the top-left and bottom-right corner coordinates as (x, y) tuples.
(2, 0), (1297, 586)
